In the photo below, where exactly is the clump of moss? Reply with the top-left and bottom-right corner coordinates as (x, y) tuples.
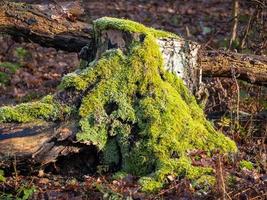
(192, 175), (216, 192)
(0, 61), (21, 85)
(227, 175), (237, 188)
(239, 160), (254, 170)
(14, 47), (29, 61)
(60, 17), (237, 192)
(94, 17), (178, 39)
(0, 95), (71, 123)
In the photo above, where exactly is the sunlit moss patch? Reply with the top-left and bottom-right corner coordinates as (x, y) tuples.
(0, 95), (71, 123)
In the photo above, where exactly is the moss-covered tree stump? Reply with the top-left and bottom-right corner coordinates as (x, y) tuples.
(0, 17), (237, 192)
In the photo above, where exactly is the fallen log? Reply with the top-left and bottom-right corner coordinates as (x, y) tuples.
(0, 120), (81, 167)
(0, 1), (266, 86)
(200, 50), (267, 86)
(0, 1), (92, 52)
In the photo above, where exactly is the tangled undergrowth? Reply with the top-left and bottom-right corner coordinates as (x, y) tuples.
(0, 17), (237, 192)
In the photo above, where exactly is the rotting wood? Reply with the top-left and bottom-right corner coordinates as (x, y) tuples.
(0, 1), (92, 52)
(0, 120), (82, 167)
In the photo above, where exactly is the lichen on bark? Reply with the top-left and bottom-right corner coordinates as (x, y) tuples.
(0, 17), (237, 192)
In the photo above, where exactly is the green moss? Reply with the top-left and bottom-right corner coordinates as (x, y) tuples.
(192, 175), (216, 191)
(139, 177), (163, 193)
(0, 95), (71, 123)
(0, 61), (21, 85)
(94, 17), (178, 39)
(0, 62), (21, 73)
(102, 137), (120, 167)
(227, 175), (237, 187)
(0, 17), (237, 193)
(112, 171), (128, 180)
(239, 160), (254, 170)
(61, 17), (237, 192)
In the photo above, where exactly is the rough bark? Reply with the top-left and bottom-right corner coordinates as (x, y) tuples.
(0, 120), (81, 167)
(0, 1), (92, 52)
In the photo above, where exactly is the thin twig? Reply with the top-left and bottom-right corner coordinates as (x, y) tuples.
(231, 67), (240, 125)
(229, 0), (239, 49)
(216, 155), (227, 200)
(239, 11), (254, 49)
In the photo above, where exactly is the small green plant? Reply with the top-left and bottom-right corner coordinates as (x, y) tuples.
(0, 47), (28, 86)
(0, 169), (5, 182)
(0, 61), (21, 85)
(227, 175), (237, 188)
(16, 186), (36, 200)
(192, 175), (216, 191)
(97, 165), (110, 175)
(230, 39), (240, 50)
(0, 193), (13, 200)
(94, 183), (123, 200)
(112, 171), (128, 180)
(0, 62), (21, 73)
(0, 169), (35, 200)
(218, 38), (228, 49)
(217, 117), (231, 128)
(0, 185), (36, 200)
(15, 47), (28, 62)
(0, 71), (9, 85)
(239, 160), (254, 170)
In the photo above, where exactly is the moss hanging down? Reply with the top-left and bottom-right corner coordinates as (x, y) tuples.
(0, 17), (237, 192)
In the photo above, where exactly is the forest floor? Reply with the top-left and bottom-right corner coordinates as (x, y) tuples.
(0, 0), (266, 199)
